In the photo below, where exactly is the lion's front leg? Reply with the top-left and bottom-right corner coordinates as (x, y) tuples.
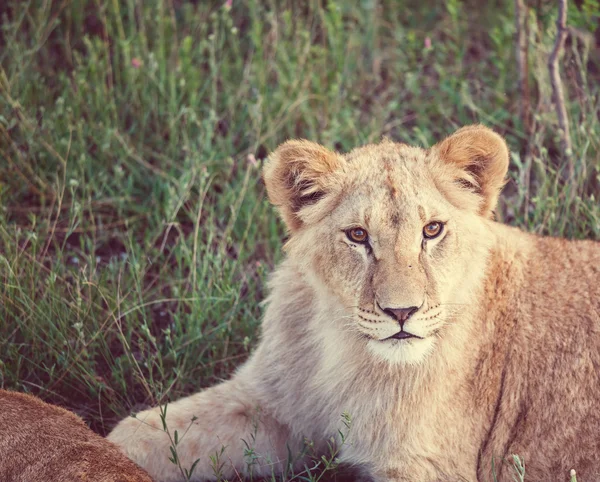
(108, 379), (293, 482)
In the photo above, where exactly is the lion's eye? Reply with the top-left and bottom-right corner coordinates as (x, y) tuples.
(423, 222), (443, 239)
(346, 227), (368, 243)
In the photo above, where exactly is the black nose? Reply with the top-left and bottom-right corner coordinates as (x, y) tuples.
(379, 304), (419, 324)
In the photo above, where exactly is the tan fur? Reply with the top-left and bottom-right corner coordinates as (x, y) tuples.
(0, 390), (154, 481)
(109, 125), (600, 481)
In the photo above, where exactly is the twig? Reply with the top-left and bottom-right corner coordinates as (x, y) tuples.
(515, 0), (531, 136)
(548, 0), (573, 177)
(514, 0), (533, 221)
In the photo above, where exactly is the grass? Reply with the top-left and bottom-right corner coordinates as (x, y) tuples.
(0, 0), (599, 480)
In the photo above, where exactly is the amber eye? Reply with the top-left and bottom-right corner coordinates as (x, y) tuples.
(346, 227), (368, 243)
(423, 221), (443, 239)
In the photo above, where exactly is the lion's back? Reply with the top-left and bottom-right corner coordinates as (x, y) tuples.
(479, 228), (600, 481)
(0, 390), (154, 482)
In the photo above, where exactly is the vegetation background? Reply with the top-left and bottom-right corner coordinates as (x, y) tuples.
(1, 0), (599, 479)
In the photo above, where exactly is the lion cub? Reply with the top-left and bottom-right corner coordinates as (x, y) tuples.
(109, 125), (600, 481)
(0, 390), (153, 481)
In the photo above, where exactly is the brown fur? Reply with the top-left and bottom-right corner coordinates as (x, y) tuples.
(109, 125), (600, 481)
(0, 390), (154, 482)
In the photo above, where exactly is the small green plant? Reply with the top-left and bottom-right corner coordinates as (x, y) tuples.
(209, 446), (228, 482)
(295, 412), (353, 482)
(239, 409), (260, 480)
(158, 403), (202, 482)
(491, 454), (526, 482)
(570, 468), (578, 482)
(509, 455), (526, 482)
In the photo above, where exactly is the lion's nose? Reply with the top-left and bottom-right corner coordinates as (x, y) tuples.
(378, 304), (419, 325)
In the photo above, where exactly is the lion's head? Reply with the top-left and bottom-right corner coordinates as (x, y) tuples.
(263, 125), (509, 365)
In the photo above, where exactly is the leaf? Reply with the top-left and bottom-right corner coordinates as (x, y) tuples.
(187, 458), (201, 479)
(169, 446), (178, 464)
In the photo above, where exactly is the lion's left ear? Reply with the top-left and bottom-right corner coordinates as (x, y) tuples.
(431, 125), (509, 218)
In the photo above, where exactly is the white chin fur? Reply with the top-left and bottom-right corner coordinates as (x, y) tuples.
(366, 336), (435, 365)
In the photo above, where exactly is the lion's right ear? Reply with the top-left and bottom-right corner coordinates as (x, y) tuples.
(263, 140), (345, 232)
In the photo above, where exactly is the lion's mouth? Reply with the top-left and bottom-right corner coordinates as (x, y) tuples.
(384, 331), (423, 341)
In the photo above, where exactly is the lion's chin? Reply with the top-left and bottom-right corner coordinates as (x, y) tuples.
(366, 336), (435, 365)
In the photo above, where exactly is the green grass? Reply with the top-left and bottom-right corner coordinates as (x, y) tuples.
(0, 0), (599, 480)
